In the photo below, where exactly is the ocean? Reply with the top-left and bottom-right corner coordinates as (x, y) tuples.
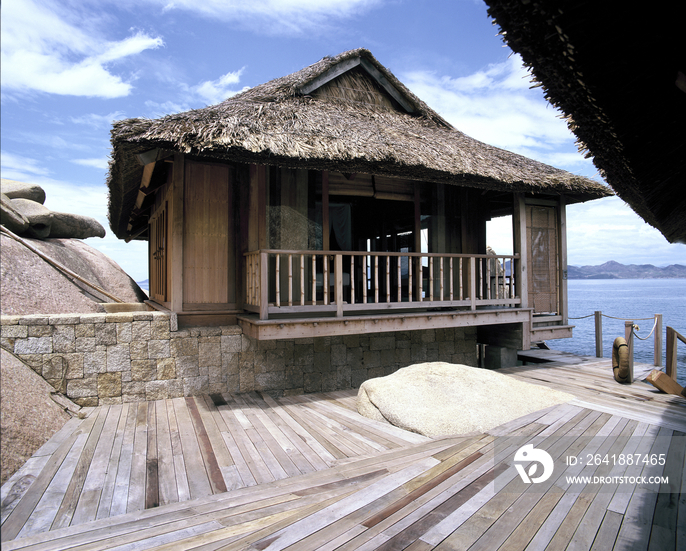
(549, 279), (686, 387)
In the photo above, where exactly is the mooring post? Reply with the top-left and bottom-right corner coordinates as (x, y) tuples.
(654, 314), (662, 367)
(595, 311), (603, 358)
(625, 320), (634, 382)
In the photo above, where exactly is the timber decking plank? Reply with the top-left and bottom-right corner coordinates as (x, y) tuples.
(242, 393), (317, 475)
(197, 395), (245, 491)
(171, 397), (213, 500)
(109, 401), (139, 517)
(145, 401), (160, 510)
(250, 458), (441, 551)
(1, 456), (51, 525)
(233, 393), (302, 478)
(589, 510), (623, 550)
(260, 393), (337, 467)
(166, 398), (191, 502)
(277, 400), (349, 461)
(185, 397), (227, 494)
(155, 399), (179, 507)
(51, 405), (110, 530)
(96, 402), (130, 520)
(125, 402), (149, 514)
(216, 396), (275, 485)
(14, 432), (89, 539)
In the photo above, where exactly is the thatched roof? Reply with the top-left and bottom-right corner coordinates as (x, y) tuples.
(107, 48), (610, 239)
(485, 1), (686, 244)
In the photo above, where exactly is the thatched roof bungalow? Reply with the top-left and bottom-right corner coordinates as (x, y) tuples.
(107, 48), (609, 369)
(485, 1), (686, 244)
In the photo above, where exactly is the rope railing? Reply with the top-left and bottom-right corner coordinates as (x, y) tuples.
(576, 311), (664, 368)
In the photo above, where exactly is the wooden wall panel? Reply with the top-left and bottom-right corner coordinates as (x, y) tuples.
(183, 161), (234, 305)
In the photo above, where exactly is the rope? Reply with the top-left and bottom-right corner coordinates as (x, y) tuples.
(569, 313), (656, 321)
(0, 226), (125, 303)
(632, 317), (660, 341)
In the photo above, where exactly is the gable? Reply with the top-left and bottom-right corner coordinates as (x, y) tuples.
(299, 56), (416, 114)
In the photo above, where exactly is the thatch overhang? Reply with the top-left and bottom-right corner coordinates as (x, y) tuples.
(485, 1), (686, 244)
(107, 48), (611, 240)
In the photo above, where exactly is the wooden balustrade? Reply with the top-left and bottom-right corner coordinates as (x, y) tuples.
(245, 250), (520, 319)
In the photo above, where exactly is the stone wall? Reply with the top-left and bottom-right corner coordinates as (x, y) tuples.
(1, 313), (477, 405)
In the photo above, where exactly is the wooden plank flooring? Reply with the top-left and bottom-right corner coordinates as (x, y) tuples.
(1, 359), (685, 550)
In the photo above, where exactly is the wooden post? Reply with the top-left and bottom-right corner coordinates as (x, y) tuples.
(322, 171), (329, 251)
(335, 254), (343, 318)
(259, 251), (268, 320)
(654, 314), (662, 367)
(469, 256), (476, 310)
(666, 326), (678, 380)
(557, 196), (568, 324)
(625, 321), (634, 382)
(513, 195), (528, 308)
(169, 153), (184, 313)
(595, 311), (603, 358)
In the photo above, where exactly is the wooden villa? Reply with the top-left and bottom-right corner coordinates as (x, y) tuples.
(107, 48), (610, 371)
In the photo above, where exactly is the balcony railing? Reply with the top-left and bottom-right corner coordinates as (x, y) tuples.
(245, 250), (521, 320)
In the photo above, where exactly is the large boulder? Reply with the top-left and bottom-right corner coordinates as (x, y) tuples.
(9, 198), (52, 238)
(0, 179), (105, 240)
(49, 211), (106, 239)
(1, 349), (79, 485)
(357, 362), (573, 437)
(0, 233), (147, 315)
(1, 178), (46, 204)
(0, 193), (30, 234)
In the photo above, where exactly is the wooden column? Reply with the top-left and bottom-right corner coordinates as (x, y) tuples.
(322, 171), (330, 251)
(557, 196), (568, 323)
(414, 183), (422, 301)
(654, 314), (662, 367)
(595, 311), (603, 358)
(169, 153), (185, 313)
(513, 194), (528, 309)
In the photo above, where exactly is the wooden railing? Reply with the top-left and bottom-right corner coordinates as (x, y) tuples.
(666, 326), (686, 381)
(245, 250), (520, 320)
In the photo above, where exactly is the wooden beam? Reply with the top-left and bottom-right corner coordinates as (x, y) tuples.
(359, 58), (416, 113)
(299, 57), (361, 95)
(646, 370), (686, 398)
(298, 56), (415, 114)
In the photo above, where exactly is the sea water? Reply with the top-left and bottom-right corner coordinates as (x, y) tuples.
(550, 279), (686, 387)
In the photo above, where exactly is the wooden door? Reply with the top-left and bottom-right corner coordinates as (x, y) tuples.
(526, 205), (559, 314)
(149, 203), (167, 302)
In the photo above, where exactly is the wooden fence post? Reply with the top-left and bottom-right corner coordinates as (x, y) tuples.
(625, 321), (634, 383)
(595, 311), (603, 358)
(666, 326), (677, 380)
(654, 314), (662, 367)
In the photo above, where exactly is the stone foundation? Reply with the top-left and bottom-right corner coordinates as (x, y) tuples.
(1, 313), (477, 406)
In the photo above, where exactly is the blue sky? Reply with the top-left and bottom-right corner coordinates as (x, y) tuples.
(2, 0), (684, 282)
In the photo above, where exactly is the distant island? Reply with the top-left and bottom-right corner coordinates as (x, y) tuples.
(568, 261), (686, 279)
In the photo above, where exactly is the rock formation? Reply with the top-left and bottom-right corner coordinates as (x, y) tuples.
(1, 178), (146, 315)
(1, 179), (105, 239)
(1, 349), (80, 485)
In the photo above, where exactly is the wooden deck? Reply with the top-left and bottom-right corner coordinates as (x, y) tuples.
(2, 358), (685, 550)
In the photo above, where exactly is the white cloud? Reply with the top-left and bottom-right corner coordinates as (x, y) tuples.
(72, 158), (110, 170)
(71, 112), (125, 128)
(400, 55), (586, 170)
(1, 0), (163, 98)
(151, 0), (380, 34)
(1, 151), (51, 176)
(193, 69), (248, 105)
